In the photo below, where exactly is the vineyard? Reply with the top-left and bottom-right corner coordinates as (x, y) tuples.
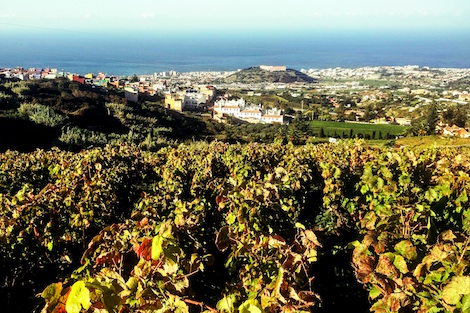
(2, 141), (470, 313)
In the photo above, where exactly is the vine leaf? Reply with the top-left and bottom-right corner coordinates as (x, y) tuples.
(65, 281), (91, 313)
(41, 282), (62, 303)
(462, 294), (470, 313)
(216, 226), (231, 252)
(41, 282), (63, 311)
(239, 299), (263, 313)
(394, 240), (417, 260)
(393, 255), (408, 274)
(152, 235), (164, 261)
(216, 294), (236, 313)
(442, 276), (470, 305)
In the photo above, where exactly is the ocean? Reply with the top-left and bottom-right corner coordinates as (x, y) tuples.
(1, 29), (469, 76)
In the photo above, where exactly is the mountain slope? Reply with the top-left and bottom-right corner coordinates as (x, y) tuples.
(222, 66), (317, 84)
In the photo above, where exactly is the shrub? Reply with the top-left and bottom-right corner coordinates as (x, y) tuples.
(18, 102), (67, 127)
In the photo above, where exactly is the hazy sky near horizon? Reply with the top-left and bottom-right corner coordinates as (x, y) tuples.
(1, 0), (469, 34)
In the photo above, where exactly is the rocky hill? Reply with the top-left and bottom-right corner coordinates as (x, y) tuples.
(222, 66), (317, 84)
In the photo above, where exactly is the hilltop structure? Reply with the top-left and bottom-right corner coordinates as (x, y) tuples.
(260, 65), (287, 72)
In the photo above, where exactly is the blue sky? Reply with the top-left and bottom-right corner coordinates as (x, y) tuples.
(0, 0), (469, 33)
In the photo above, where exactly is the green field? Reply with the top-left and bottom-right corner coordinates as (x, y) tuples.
(309, 120), (407, 139)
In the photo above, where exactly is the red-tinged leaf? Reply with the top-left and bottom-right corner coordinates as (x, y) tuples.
(136, 238), (152, 260)
(402, 277), (417, 293)
(376, 254), (399, 278)
(139, 217), (148, 227)
(361, 211), (377, 230)
(282, 252), (302, 271)
(298, 291), (318, 306)
(388, 293), (402, 312)
(363, 232), (377, 247)
(373, 277), (393, 297)
(355, 256), (376, 283)
(216, 195), (227, 205)
(95, 251), (121, 267)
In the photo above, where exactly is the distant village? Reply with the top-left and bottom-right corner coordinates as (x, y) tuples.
(1, 64), (470, 134)
(0, 66), (287, 125)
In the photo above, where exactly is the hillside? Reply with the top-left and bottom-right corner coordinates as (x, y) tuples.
(222, 66), (317, 84)
(0, 77), (216, 151)
(0, 77), (291, 151)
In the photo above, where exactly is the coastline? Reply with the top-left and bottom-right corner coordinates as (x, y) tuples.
(1, 31), (470, 76)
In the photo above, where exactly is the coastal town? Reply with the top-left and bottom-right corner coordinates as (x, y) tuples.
(1, 65), (470, 136)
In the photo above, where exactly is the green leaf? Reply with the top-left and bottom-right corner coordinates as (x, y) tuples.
(442, 276), (470, 305)
(462, 294), (470, 312)
(216, 294), (236, 312)
(126, 277), (139, 291)
(160, 294), (188, 313)
(457, 190), (468, 205)
(369, 286), (381, 300)
(380, 167), (393, 180)
(238, 299), (263, 313)
(360, 184), (369, 194)
(393, 255), (408, 274)
(227, 213), (236, 225)
(394, 240), (417, 260)
(65, 281), (91, 313)
(152, 235), (164, 261)
(42, 282), (61, 300)
(41, 282), (62, 306)
(376, 177), (384, 189)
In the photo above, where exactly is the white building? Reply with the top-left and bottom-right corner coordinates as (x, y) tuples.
(260, 108), (284, 124)
(214, 98), (245, 116)
(260, 65), (287, 72)
(239, 109), (262, 120)
(182, 89), (208, 109)
(124, 87), (139, 103)
(214, 98), (284, 124)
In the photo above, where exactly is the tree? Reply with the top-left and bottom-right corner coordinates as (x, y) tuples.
(425, 103), (439, 135)
(363, 105), (376, 122)
(346, 111), (357, 121)
(335, 106), (345, 122)
(443, 106), (467, 127)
